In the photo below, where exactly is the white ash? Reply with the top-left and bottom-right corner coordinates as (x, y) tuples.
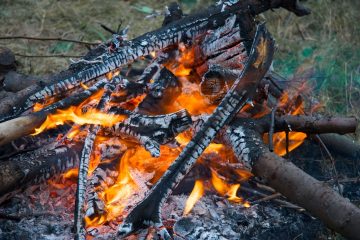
(0, 180), (329, 240)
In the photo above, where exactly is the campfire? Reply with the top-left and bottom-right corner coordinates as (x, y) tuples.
(0, 0), (359, 239)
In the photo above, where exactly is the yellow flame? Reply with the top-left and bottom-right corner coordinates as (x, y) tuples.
(183, 180), (205, 215)
(211, 169), (248, 205)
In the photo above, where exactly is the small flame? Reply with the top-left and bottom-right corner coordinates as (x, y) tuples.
(211, 169), (248, 206)
(183, 180), (205, 215)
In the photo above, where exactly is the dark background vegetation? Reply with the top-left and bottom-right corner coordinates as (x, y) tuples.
(0, 0), (359, 135)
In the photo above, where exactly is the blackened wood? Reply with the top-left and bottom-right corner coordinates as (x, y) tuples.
(103, 108), (191, 157)
(0, 141), (82, 204)
(85, 142), (127, 218)
(163, 2), (184, 26)
(117, 23), (275, 237)
(0, 76), (118, 147)
(137, 67), (182, 115)
(74, 81), (116, 239)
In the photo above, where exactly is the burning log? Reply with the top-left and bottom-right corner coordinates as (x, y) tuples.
(223, 116), (360, 239)
(74, 80), (117, 239)
(0, 76), (121, 146)
(117, 23), (275, 238)
(85, 141), (127, 219)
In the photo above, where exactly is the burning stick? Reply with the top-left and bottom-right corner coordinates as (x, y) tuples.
(117, 23), (275, 238)
(74, 80), (116, 239)
(0, 76), (116, 147)
(85, 142), (127, 219)
(223, 116), (360, 239)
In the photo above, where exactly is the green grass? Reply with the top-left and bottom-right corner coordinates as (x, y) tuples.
(0, 0), (359, 128)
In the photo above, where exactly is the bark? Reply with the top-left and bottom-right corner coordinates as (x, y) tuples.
(224, 118), (360, 240)
(318, 133), (360, 159)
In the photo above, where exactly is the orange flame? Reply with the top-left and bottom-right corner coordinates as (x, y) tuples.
(33, 107), (126, 135)
(211, 169), (249, 207)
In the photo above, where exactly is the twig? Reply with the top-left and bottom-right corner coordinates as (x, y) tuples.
(326, 177), (360, 185)
(0, 36), (98, 45)
(14, 53), (83, 58)
(240, 186), (304, 211)
(268, 107), (276, 152)
(315, 134), (342, 195)
(252, 192), (282, 204)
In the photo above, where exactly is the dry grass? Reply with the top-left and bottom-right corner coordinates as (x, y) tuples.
(0, 0), (359, 128)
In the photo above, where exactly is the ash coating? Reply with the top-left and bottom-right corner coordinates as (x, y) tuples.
(0, 180), (329, 240)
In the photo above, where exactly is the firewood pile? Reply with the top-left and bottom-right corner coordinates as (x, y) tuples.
(0, 0), (359, 239)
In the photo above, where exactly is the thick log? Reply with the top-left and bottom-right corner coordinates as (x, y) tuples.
(0, 141), (82, 204)
(224, 118), (360, 240)
(319, 133), (360, 159)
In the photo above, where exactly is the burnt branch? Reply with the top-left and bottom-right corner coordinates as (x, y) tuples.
(0, 76), (124, 147)
(74, 81), (116, 239)
(18, 0), (308, 114)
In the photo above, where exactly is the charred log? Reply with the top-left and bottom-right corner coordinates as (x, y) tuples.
(0, 76), (121, 147)
(74, 80), (116, 239)
(0, 141), (82, 204)
(18, 0), (308, 114)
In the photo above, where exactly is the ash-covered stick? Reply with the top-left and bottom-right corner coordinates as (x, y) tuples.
(74, 80), (116, 240)
(118, 23), (275, 238)
(85, 141), (127, 219)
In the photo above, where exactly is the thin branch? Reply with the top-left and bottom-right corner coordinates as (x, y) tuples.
(14, 53), (83, 58)
(0, 36), (99, 46)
